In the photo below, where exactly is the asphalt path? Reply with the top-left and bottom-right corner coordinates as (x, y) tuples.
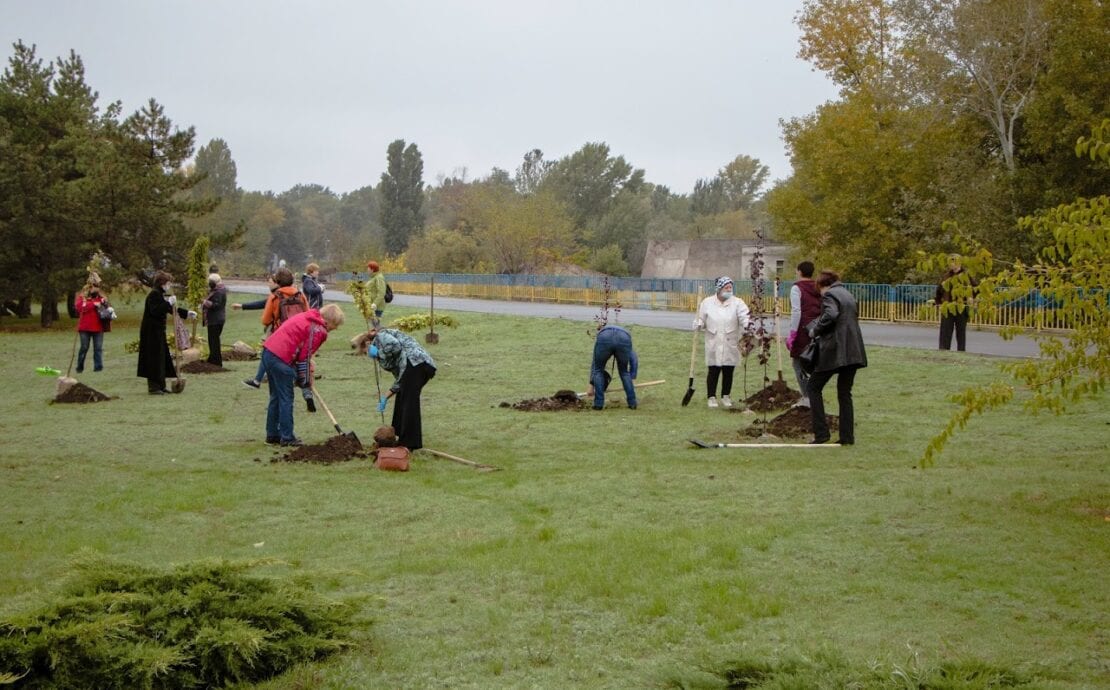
(226, 280), (1044, 358)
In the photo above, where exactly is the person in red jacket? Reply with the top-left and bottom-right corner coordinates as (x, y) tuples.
(74, 280), (111, 373)
(261, 304), (345, 446)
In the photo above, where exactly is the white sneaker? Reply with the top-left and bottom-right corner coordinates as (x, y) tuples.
(793, 397), (810, 409)
(720, 395), (733, 408)
(707, 396), (719, 408)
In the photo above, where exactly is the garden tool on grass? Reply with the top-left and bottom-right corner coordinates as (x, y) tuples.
(688, 439), (841, 449)
(310, 386), (360, 444)
(576, 379), (666, 400)
(421, 448), (500, 472)
(371, 357), (385, 424)
(682, 286), (703, 406)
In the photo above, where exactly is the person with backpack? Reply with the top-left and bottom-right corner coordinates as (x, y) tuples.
(242, 268), (308, 392)
(367, 261), (388, 325)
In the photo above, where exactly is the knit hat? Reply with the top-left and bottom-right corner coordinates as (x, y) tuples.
(715, 276), (733, 292)
(367, 261), (380, 272)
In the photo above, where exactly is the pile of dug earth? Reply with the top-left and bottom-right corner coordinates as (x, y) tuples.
(53, 381), (112, 404)
(501, 390), (585, 412)
(274, 435), (368, 464)
(744, 406), (838, 439)
(180, 361), (229, 374)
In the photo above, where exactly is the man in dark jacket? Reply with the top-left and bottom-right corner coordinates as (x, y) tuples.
(137, 271), (196, 394)
(804, 271), (867, 445)
(202, 273), (228, 367)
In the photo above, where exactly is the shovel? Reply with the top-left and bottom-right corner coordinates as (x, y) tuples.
(425, 275), (439, 344)
(682, 286), (703, 406)
(689, 439), (841, 449)
(421, 447), (499, 472)
(576, 379), (666, 399)
(310, 386), (360, 444)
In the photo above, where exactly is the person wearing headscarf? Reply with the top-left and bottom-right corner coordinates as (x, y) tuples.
(693, 276), (751, 408)
(201, 273), (227, 367)
(805, 270), (867, 445)
(137, 271), (196, 394)
(362, 328), (436, 450)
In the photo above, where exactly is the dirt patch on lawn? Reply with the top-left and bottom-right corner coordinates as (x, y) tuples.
(739, 378), (800, 412)
(501, 389), (586, 412)
(273, 434), (367, 464)
(53, 382), (113, 404)
(743, 406), (838, 439)
(221, 349), (257, 361)
(180, 361), (230, 374)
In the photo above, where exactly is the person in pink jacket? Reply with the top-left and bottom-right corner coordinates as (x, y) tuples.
(260, 304), (345, 446)
(73, 280), (112, 373)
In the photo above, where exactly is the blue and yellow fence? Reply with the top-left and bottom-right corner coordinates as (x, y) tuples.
(335, 272), (1080, 331)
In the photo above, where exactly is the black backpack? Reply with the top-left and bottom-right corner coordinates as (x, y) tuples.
(384, 283), (394, 303)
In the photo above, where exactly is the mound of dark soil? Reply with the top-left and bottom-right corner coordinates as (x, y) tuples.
(274, 434), (367, 464)
(221, 349), (257, 361)
(502, 389), (585, 412)
(181, 361), (230, 374)
(740, 378), (800, 412)
(743, 406), (838, 439)
(53, 382), (112, 404)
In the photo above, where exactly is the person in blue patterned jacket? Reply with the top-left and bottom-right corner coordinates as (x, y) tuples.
(362, 328), (436, 450)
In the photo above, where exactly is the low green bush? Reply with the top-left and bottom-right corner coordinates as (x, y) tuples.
(0, 555), (361, 689)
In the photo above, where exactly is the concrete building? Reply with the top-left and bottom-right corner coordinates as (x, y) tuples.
(640, 239), (794, 281)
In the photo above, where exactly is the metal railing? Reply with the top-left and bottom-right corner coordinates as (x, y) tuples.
(334, 272), (1087, 330)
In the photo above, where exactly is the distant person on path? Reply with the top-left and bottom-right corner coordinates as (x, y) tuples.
(260, 304), (345, 446)
(137, 271), (196, 395)
(362, 328), (436, 450)
(805, 270), (867, 445)
(786, 261), (821, 409)
(694, 276), (751, 408)
(302, 262), (325, 310)
(366, 260), (386, 325)
(589, 324), (638, 410)
(935, 256), (976, 352)
(74, 279), (110, 373)
(201, 273), (227, 367)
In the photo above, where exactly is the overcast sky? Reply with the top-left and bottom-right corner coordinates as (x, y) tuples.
(3, 0), (838, 196)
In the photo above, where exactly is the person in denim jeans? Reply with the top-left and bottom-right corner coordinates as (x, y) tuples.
(590, 324), (638, 410)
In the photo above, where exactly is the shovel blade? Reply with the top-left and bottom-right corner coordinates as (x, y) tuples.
(688, 438), (714, 449)
(171, 379), (186, 394)
(681, 387), (695, 406)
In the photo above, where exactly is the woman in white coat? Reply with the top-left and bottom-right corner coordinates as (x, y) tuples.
(694, 276), (751, 408)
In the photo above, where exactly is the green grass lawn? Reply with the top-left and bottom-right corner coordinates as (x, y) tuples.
(1, 295), (1107, 688)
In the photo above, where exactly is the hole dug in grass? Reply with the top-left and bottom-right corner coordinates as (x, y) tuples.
(0, 555), (362, 689)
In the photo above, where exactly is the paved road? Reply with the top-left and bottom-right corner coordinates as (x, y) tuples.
(226, 280), (1045, 358)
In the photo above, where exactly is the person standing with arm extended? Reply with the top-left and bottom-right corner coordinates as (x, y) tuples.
(366, 261), (386, 325)
(137, 271), (196, 394)
(589, 324), (638, 410)
(693, 276), (750, 408)
(260, 304), (345, 446)
(201, 273), (227, 367)
(364, 328), (436, 450)
(805, 270), (867, 445)
(74, 279), (110, 373)
(786, 261), (822, 409)
(302, 262), (325, 310)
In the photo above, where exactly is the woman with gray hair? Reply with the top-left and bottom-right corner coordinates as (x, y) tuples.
(201, 273), (228, 367)
(693, 276), (751, 408)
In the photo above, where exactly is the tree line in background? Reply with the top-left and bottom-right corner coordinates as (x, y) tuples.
(1, 0), (1106, 328)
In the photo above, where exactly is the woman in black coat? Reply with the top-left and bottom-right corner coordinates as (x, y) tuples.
(201, 273), (228, 367)
(804, 270), (867, 445)
(137, 271), (195, 394)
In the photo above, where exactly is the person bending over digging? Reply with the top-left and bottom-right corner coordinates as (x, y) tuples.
(589, 324), (638, 410)
(260, 303), (345, 446)
(137, 271), (196, 394)
(359, 328), (436, 451)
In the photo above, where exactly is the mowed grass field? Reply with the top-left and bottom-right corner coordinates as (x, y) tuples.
(1, 294), (1107, 688)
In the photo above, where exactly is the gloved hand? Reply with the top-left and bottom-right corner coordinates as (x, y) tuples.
(368, 344), (379, 359)
(107, 307), (117, 320)
(786, 330), (796, 350)
(166, 295), (177, 306)
(187, 310), (198, 320)
(377, 397), (388, 413)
